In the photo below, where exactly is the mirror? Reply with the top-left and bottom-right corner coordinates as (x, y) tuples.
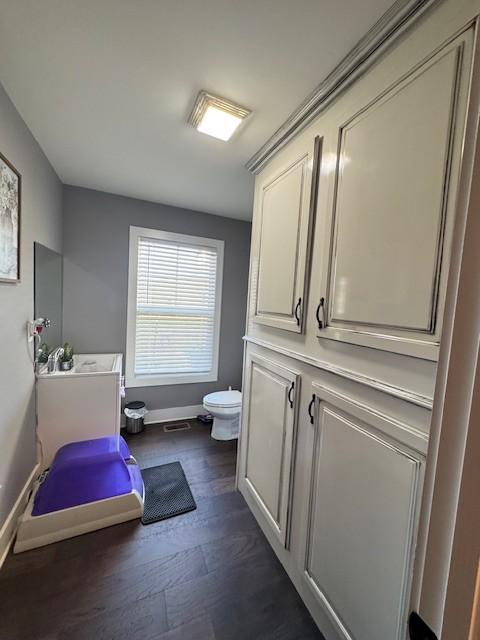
(34, 242), (63, 349)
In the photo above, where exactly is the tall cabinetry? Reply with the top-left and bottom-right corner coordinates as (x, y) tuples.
(238, 4), (478, 640)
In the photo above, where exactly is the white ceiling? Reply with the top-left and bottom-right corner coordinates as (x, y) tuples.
(0, 0), (394, 220)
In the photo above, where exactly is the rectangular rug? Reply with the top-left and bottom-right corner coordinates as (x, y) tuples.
(141, 461), (197, 525)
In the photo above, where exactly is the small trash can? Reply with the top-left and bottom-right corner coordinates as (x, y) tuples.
(124, 401), (147, 434)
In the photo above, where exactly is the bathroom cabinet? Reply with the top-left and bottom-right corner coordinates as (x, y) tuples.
(241, 352), (299, 547)
(36, 353), (123, 468)
(253, 144), (317, 333)
(302, 383), (425, 640)
(237, 2), (480, 639)
(313, 35), (469, 361)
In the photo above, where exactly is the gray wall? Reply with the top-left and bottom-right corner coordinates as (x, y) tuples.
(0, 83), (63, 529)
(62, 186), (251, 410)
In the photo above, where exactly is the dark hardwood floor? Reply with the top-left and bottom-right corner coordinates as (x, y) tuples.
(0, 420), (323, 640)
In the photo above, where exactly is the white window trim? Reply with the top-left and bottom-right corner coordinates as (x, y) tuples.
(126, 226), (224, 388)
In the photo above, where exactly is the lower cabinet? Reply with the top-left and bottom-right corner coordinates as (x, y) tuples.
(303, 383), (424, 640)
(238, 348), (426, 640)
(240, 352), (299, 547)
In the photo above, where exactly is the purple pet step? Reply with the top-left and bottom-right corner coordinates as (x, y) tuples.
(33, 436), (142, 516)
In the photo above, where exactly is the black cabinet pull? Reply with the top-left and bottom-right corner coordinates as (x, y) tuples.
(294, 298), (302, 326)
(308, 394), (316, 424)
(316, 297), (325, 329)
(287, 382), (295, 409)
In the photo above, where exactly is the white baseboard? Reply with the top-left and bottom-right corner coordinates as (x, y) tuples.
(146, 404), (206, 424)
(0, 464), (40, 569)
(121, 404), (206, 428)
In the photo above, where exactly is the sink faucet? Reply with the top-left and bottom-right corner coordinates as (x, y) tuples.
(47, 347), (64, 373)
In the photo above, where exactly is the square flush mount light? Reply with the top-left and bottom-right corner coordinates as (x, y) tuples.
(189, 91), (251, 141)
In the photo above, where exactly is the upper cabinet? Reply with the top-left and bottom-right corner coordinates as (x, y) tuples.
(315, 31), (473, 360)
(253, 138), (321, 333)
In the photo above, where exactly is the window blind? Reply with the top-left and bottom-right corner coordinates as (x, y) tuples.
(134, 236), (218, 377)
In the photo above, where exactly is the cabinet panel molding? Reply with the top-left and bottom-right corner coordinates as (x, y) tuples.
(316, 30), (473, 360)
(242, 353), (300, 547)
(303, 384), (424, 640)
(310, 382), (428, 454)
(244, 335), (434, 410)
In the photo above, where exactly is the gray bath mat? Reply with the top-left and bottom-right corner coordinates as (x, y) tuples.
(141, 462), (196, 525)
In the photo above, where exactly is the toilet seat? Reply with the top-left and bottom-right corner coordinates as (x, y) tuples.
(203, 390), (242, 409)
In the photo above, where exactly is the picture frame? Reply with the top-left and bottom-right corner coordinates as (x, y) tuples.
(0, 151), (21, 283)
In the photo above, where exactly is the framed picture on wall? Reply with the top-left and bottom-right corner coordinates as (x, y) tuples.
(0, 152), (21, 283)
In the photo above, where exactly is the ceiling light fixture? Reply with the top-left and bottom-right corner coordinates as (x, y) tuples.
(189, 91), (251, 141)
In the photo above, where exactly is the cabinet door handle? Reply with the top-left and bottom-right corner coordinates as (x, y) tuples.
(316, 297), (325, 329)
(288, 381), (295, 409)
(308, 394), (316, 424)
(294, 298), (302, 326)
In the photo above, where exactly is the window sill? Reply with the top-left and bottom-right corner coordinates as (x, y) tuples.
(125, 371), (218, 388)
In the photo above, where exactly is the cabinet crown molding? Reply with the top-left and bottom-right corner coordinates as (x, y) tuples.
(245, 0), (441, 174)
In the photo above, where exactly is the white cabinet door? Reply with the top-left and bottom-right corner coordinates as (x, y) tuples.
(303, 384), (424, 640)
(315, 30), (473, 360)
(241, 353), (300, 546)
(254, 138), (321, 333)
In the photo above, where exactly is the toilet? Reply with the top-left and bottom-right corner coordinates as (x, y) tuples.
(203, 388), (242, 440)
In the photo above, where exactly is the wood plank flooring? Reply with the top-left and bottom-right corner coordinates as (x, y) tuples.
(0, 420), (323, 639)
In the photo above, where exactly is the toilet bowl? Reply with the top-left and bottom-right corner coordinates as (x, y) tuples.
(203, 389), (242, 440)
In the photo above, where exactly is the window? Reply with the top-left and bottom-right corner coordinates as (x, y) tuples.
(126, 226), (224, 387)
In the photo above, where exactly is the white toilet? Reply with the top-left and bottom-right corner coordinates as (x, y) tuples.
(203, 388), (242, 440)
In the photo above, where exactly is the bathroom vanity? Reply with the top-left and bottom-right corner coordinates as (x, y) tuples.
(36, 353), (123, 468)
